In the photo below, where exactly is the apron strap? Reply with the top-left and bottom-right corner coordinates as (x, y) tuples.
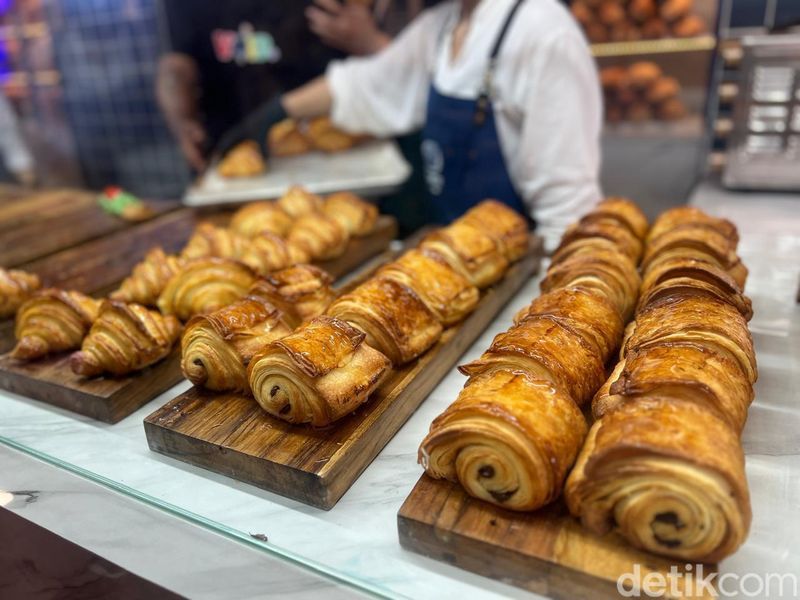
(475, 0), (526, 125)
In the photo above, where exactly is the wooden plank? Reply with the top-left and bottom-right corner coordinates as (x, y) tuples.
(143, 238), (543, 509)
(397, 475), (715, 599)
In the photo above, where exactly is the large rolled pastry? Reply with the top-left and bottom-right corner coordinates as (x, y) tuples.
(420, 371), (587, 511)
(556, 219), (643, 264)
(181, 295), (291, 392)
(287, 212), (349, 261)
(582, 196), (649, 240)
(11, 289), (101, 360)
(217, 140), (265, 178)
(377, 249), (479, 326)
(70, 301), (181, 377)
(565, 397), (751, 563)
(460, 200), (530, 262)
(248, 315), (391, 426)
(229, 202), (293, 238)
(647, 206), (738, 245)
(239, 232), (310, 275)
(110, 248), (185, 307)
(460, 315), (606, 406)
(326, 276), (443, 365)
(323, 192), (378, 237)
(249, 264), (337, 328)
(0, 268), (41, 319)
(180, 223), (253, 261)
(276, 185), (323, 218)
(157, 258), (257, 321)
(419, 221), (509, 289)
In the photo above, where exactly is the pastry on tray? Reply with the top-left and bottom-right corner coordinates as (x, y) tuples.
(267, 118), (312, 157)
(323, 192), (378, 237)
(287, 212), (349, 261)
(240, 232), (310, 275)
(71, 300), (180, 377)
(110, 248), (185, 308)
(248, 315), (391, 426)
(306, 117), (364, 153)
(180, 223), (253, 261)
(0, 268), (41, 319)
(229, 201), (293, 238)
(249, 264), (337, 328)
(459, 199), (530, 262)
(217, 140), (266, 178)
(276, 185), (323, 219)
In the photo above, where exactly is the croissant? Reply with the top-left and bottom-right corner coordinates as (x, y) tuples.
(181, 295), (291, 392)
(11, 289), (101, 360)
(249, 264), (337, 328)
(623, 294), (757, 384)
(157, 258), (257, 321)
(420, 370), (587, 511)
(377, 249), (479, 326)
(217, 140), (266, 178)
(460, 315), (606, 406)
(286, 212), (349, 261)
(638, 257), (753, 319)
(0, 268), (41, 319)
(229, 202), (293, 238)
(513, 287), (624, 359)
(419, 221), (509, 289)
(581, 196), (649, 240)
(70, 301), (181, 377)
(307, 116), (361, 153)
(326, 276), (442, 365)
(594, 343), (753, 433)
(460, 200), (530, 262)
(556, 219), (643, 264)
(647, 206), (739, 245)
(565, 397), (751, 563)
(267, 118), (312, 157)
(322, 192), (378, 237)
(110, 248), (185, 307)
(180, 223), (253, 261)
(239, 232), (310, 275)
(641, 224), (741, 276)
(248, 315), (391, 426)
(276, 185), (323, 219)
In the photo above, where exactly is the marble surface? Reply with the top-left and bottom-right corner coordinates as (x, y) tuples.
(1, 181), (800, 598)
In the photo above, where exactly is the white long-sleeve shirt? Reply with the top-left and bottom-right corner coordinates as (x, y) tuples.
(327, 0), (602, 249)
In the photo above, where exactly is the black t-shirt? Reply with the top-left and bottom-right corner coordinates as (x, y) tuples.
(162, 1), (343, 145)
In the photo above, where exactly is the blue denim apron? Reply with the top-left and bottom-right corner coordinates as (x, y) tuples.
(421, 0), (527, 224)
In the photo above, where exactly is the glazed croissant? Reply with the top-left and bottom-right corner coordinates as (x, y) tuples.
(239, 232), (310, 275)
(460, 200), (530, 262)
(565, 397), (751, 563)
(557, 219), (643, 264)
(180, 223), (253, 261)
(420, 221), (509, 289)
(249, 264), (337, 328)
(647, 206), (739, 245)
(157, 258), (257, 321)
(70, 301), (181, 377)
(11, 289), (101, 360)
(181, 295), (291, 392)
(582, 196), (649, 240)
(110, 248), (185, 307)
(306, 116), (362, 153)
(287, 212), (349, 261)
(326, 276), (443, 365)
(268, 118), (312, 157)
(323, 192), (378, 237)
(248, 315), (391, 426)
(0, 268), (41, 319)
(377, 249), (479, 326)
(276, 185), (323, 219)
(217, 140), (266, 178)
(229, 201), (293, 238)
(421, 371), (587, 511)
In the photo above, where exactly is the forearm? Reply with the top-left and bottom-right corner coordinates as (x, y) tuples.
(281, 77), (333, 120)
(156, 52), (201, 128)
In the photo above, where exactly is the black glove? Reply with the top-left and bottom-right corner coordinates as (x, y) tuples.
(214, 96), (288, 158)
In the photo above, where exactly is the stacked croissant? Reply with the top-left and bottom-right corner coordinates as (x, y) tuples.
(420, 199), (756, 563)
(246, 200), (530, 427)
(3, 186), (376, 382)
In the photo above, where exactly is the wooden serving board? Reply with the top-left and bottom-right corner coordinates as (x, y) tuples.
(0, 214), (398, 422)
(398, 476), (715, 600)
(143, 238), (543, 510)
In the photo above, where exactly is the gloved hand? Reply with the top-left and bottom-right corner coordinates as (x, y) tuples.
(214, 96), (288, 159)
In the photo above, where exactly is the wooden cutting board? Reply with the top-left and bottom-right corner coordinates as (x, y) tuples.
(0, 215), (398, 422)
(143, 237), (543, 509)
(397, 474), (715, 599)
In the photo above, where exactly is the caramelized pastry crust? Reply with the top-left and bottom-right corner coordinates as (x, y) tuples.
(420, 371), (587, 511)
(239, 232), (310, 275)
(287, 212), (349, 260)
(181, 295), (291, 392)
(217, 140), (265, 178)
(180, 223), (253, 261)
(377, 249), (479, 326)
(71, 300), (181, 377)
(276, 185), (323, 219)
(565, 397), (751, 563)
(249, 264), (337, 328)
(11, 289), (101, 360)
(326, 276), (443, 365)
(157, 258), (257, 321)
(0, 268), (41, 319)
(110, 248), (185, 307)
(647, 206), (738, 245)
(460, 200), (530, 262)
(556, 219), (643, 264)
(267, 118), (312, 157)
(306, 117), (362, 153)
(641, 224), (740, 276)
(583, 196), (649, 239)
(248, 315), (391, 426)
(322, 192), (378, 237)
(229, 201), (293, 238)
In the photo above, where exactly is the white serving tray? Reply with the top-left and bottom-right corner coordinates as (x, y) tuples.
(183, 139), (411, 206)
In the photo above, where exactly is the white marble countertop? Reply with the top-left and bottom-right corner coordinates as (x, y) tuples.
(1, 180), (799, 599)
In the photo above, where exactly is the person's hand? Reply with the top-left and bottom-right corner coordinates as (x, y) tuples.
(306, 0), (391, 56)
(213, 96), (288, 161)
(170, 117), (208, 172)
